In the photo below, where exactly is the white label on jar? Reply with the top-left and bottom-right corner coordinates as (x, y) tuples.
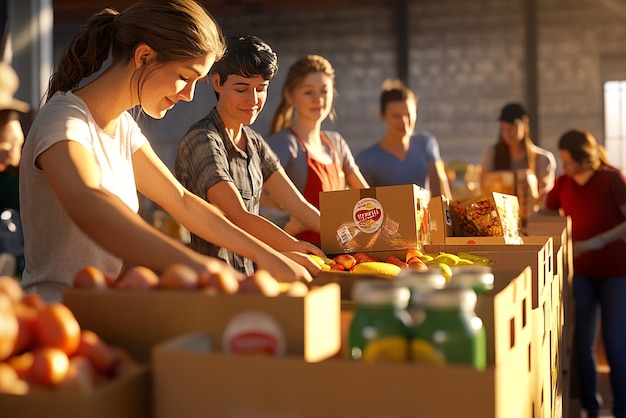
(222, 310), (286, 356)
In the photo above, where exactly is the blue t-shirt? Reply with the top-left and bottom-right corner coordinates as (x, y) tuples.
(355, 131), (441, 187)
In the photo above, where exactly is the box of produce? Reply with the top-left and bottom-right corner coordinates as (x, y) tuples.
(320, 184), (431, 254)
(63, 265), (341, 363)
(153, 263), (533, 418)
(0, 277), (150, 418)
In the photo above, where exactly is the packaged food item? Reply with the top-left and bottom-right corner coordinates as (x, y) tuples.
(452, 192), (522, 244)
(348, 280), (411, 362)
(408, 287), (486, 370)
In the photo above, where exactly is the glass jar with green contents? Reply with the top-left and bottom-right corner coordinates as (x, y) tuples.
(449, 265), (494, 294)
(348, 280), (411, 362)
(409, 287), (486, 370)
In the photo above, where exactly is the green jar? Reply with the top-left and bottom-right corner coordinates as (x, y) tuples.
(409, 287), (486, 370)
(449, 265), (494, 294)
(348, 280), (411, 362)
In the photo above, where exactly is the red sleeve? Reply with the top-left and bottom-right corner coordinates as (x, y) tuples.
(545, 174), (565, 211)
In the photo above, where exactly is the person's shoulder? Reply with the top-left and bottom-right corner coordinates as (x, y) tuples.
(599, 165), (625, 179)
(266, 128), (299, 152)
(356, 142), (382, 160)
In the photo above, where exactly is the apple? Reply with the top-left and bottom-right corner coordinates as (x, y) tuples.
(385, 255), (409, 269)
(333, 254), (357, 270)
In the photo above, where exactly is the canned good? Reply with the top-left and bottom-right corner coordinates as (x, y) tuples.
(409, 287), (486, 370)
(348, 280), (411, 362)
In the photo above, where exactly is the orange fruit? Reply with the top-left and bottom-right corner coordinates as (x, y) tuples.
(34, 303), (81, 355)
(29, 346), (70, 387)
(159, 264), (200, 290)
(0, 293), (18, 361)
(73, 266), (110, 290)
(74, 330), (115, 374)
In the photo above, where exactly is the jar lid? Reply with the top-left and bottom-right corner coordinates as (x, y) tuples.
(351, 279), (410, 308)
(395, 269), (447, 291)
(411, 287), (477, 310)
(449, 265), (494, 293)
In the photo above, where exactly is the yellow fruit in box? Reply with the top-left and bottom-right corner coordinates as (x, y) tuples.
(411, 339), (446, 365)
(362, 336), (408, 362)
(309, 254), (333, 269)
(419, 254), (434, 262)
(351, 262), (401, 277)
(456, 258), (474, 265)
(457, 252), (494, 266)
(433, 253), (461, 266)
(426, 262), (453, 282)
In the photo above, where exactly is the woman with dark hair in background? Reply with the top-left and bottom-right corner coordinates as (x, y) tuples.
(480, 102), (556, 207)
(545, 129), (626, 418)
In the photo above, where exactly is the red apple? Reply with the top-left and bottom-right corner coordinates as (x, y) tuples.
(385, 255), (409, 269)
(333, 254), (357, 270)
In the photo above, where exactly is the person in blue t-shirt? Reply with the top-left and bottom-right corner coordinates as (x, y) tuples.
(355, 79), (451, 198)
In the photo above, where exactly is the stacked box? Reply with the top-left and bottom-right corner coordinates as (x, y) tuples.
(63, 283), (341, 363)
(0, 366), (151, 418)
(152, 266), (534, 418)
(320, 184), (431, 254)
(428, 195), (454, 244)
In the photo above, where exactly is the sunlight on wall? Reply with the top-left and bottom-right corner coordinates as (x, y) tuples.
(604, 80), (626, 172)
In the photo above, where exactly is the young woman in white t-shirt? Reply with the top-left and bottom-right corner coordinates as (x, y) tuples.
(19, 0), (315, 302)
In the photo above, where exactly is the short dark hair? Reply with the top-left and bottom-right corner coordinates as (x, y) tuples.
(212, 35), (278, 86)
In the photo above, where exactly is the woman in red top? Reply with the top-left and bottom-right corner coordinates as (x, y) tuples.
(264, 55), (369, 244)
(545, 129), (626, 418)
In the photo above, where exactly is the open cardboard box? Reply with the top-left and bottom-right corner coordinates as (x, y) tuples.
(63, 283), (340, 363)
(320, 184), (431, 254)
(314, 236), (553, 310)
(153, 281), (534, 418)
(426, 235), (554, 309)
(0, 366), (151, 418)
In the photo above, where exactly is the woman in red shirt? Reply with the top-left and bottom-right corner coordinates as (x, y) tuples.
(545, 129), (626, 418)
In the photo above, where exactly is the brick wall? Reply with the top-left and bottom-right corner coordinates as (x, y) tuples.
(53, 0), (626, 173)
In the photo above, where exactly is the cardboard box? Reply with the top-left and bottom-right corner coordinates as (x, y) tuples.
(451, 192), (522, 244)
(320, 184), (431, 254)
(0, 366), (151, 418)
(428, 196), (454, 244)
(153, 294), (533, 418)
(63, 283), (341, 363)
(426, 236), (554, 309)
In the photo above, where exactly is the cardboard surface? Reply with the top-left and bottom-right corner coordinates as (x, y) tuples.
(426, 236), (554, 309)
(428, 195), (454, 244)
(63, 283), (341, 363)
(320, 184), (431, 254)
(153, 328), (533, 418)
(0, 366), (151, 418)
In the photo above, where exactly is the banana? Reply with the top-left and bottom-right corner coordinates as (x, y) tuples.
(351, 262), (402, 277)
(457, 252), (494, 266)
(433, 253), (461, 266)
(309, 254), (333, 269)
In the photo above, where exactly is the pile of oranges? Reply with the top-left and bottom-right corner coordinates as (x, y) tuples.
(0, 277), (139, 394)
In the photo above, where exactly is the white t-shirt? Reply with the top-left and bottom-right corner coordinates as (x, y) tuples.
(19, 91), (147, 301)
